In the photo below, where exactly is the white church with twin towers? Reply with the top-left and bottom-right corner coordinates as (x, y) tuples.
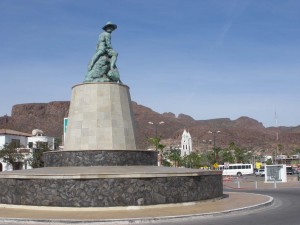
(180, 129), (192, 157)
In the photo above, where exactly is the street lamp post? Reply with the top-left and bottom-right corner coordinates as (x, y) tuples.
(202, 139), (212, 152)
(148, 121), (165, 166)
(208, 130), (221, 163)
(148, 121), (165, 151)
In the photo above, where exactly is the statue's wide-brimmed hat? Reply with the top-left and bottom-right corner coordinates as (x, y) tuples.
(102, 22), (117, 31)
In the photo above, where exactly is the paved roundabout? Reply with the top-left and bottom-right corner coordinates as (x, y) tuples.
(0, 192), (272, 224)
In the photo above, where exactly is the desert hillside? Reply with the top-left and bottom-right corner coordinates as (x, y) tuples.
(1, 101), (300, 155)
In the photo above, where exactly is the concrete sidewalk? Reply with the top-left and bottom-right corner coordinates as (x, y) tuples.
(224, 178), (300, 190)
(0, 192), (272, 224)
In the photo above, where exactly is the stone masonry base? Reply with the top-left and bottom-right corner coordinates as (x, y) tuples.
(0, 174), (223, 207)
(44, 150), (158, 167)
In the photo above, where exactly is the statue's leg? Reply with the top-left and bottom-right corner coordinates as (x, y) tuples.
(89, 49), (105, 71)
(108, 50), (118, 70)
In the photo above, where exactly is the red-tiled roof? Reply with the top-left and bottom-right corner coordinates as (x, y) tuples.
(0, 129), (32, 137)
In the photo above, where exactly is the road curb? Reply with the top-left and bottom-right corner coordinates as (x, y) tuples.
(0, 193), (274, 224)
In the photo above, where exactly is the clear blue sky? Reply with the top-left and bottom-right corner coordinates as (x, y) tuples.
(0, 0), (299, 127)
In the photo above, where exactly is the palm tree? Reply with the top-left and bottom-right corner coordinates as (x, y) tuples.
(148, 137), (164, 151)
(168, 147), (181, 167)
(188, 152), (202, 168)
(148, 137), (165, 165)
(199, 151), (215, 167)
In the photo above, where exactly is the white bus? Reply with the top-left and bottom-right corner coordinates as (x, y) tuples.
(218, 163), (253, 176)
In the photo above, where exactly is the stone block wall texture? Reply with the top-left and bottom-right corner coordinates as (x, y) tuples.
(64, 82), (137, 151)
(44, 150), (158, 167)
(0, 175), (223, 207)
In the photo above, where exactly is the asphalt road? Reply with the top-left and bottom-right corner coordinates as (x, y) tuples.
(140, 188), (300, 225)
(1, 185), (299, 225)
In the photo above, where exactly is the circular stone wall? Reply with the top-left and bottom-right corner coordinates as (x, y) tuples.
(0, 174), (223, 207)
(44, 150), (158, 167)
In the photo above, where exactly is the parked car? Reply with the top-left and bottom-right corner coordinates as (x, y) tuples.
(292, 168), (299, 174)
(255, 169), (265, 177)
(286, 166), (293, 175)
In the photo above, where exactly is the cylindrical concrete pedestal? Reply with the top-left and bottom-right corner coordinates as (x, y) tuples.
(64, 82), (137, 151)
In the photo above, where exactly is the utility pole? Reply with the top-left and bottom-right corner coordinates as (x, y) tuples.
(148, 121), (165, 150)
(208, 130), (221, 163)
(275, 110), (278, 164)
(148, 121), (165, 166)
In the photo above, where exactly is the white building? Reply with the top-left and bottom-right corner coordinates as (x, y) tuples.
(181, 129), (192, 157)
(27, 132), (55, 150)
(0, 129), (55, 171)
(0, 129), (32, 171)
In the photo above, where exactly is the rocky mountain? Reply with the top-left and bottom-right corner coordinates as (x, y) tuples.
(0, 102), (70, 138)
(1, 101), (300, 154)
